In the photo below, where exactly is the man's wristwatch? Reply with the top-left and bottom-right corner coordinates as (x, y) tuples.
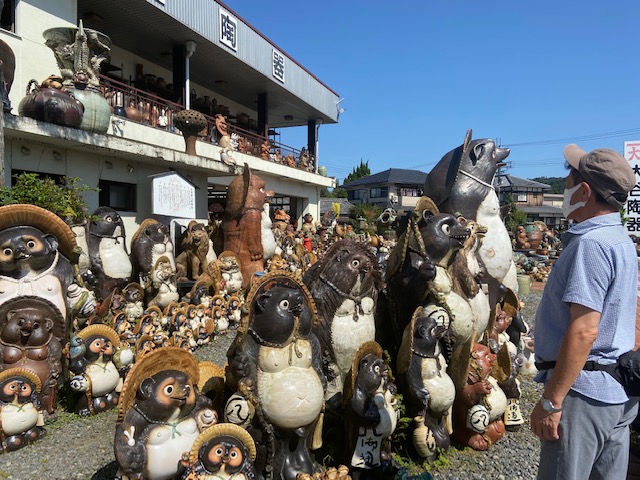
(540, 396), (562, 413)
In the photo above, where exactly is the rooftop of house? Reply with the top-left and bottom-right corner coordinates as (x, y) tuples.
(496, 174), (552, 191)
(342, 168), (428, 188)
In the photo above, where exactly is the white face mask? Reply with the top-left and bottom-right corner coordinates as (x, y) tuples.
(562, 183), (588, 220)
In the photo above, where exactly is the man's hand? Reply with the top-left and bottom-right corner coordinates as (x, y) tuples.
(530, 401), (561, 441)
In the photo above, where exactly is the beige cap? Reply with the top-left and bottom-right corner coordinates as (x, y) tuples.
(563, 144), (636, 209)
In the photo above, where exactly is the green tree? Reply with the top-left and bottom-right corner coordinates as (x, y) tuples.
(343, 159), (370, 185)
(531, 176), (566, 194)
(503, 195), (527, 232)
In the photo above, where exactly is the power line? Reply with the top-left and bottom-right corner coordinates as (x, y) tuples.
(504, 128), (640, 147)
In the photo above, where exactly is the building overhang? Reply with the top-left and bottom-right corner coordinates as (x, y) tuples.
(77, 0), (340, 128)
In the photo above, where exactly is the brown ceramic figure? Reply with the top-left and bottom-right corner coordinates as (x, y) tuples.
(114, 347), (218, 480)
(0, 368), (45, 452)
(396, 306), (455, 460)
(302, 240), (382, 405)
(175, 109), (208, 156)
(226, 272), (326, 480)
(344, 341), (399, 478)
(223, 164), (274, 287)
(0, 297), (64, 417)
(67, 324), (134, 416)
(451, 343), (507, 451)
(180, 423), (258, 480)
(176, 221), (213, 282)
(0, 204), (96, 335)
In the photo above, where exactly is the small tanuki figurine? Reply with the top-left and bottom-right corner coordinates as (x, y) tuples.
(114, 347), (218, 480)
(343, 341), (399, 479)
(302, 240), (382, 404)
(0, 368), (45, 452)
(180, 423), (258, 480)
(451, 342), (507, 451)
(217, 251), (243, 295)
(67, 324), (133, 416)
(396, 306), (455, 460)
(0, 297), (64, 417)
(226, 271), (326, 480)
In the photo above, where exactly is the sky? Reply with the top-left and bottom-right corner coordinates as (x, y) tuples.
(225, 1), (640, 184)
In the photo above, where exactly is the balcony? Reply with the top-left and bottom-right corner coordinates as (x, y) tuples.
(99, 75), (317, 173)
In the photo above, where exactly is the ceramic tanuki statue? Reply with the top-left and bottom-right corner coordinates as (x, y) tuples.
(114, 347), (217, 480)
(223, 164), (274, 287)
(226, 271), (326, 480)
(0, 368), (45, 452)
(396, 306), (455, 460)
(384, 199), (471, 355)
(180, 423), (258, 480)
(67, 324), (134, 416)
(343, 341), (399, 479)
(423, 129), (515, 293)
(176, 221), (213, 282)
(0, 204), (96, 335)
(451, 342), (507, 451)
(0, 297), (63, 418)
(303, 240), (382, 405)
(87, 206), (133, 301)
(130, 218), (176, 289)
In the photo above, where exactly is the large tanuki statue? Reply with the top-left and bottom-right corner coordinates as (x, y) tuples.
(223, 164), (274, 287)
(226, 271), (326, 480)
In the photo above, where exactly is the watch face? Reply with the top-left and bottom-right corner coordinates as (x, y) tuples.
(542, 398), (560, 412)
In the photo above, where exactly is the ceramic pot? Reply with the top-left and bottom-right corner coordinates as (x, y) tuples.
(69, 85), (111, 133)
(18, 79), (84, 128)
(125, 105), (142, 122)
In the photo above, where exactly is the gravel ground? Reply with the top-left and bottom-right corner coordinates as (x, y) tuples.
(0, 291), (545, 480)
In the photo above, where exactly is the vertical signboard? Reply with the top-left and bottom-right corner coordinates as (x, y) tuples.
(624, 141), (640, 233)
(272, 49), (285, 83)
(219, 7), (238, 52)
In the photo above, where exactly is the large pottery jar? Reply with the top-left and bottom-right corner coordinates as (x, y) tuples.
(18, 79), (84, 128)
(69, 85), (111, 134)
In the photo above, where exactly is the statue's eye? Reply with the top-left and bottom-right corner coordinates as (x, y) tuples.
(9, 383), (17, 391)
(20, 384), (29, 392)
(442, 224), (451, 235)
(215, 447), (224, 456)
(351, 259), (360, 268)
(32, 322), (39, 330)
(279, 299), (289, 310)
(106, 217), (113, 222)
(374, 365), (380, 374)
(2, 247), (11, 256)
(26, 240), (36, 249)
(164, 385), (174, 395)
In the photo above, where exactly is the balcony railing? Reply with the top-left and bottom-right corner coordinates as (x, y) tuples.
(99, 75), (316, 173)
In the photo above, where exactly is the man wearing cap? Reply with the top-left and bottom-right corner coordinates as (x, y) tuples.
(531, 144), (639, 479)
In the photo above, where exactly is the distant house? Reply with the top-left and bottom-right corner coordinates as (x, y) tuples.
(495, 174), (565, 229)
(341, 168), (427, 211)
(319, 197), (354, 223)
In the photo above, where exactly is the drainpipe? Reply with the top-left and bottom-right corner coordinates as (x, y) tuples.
(315, 118), (322, 173)
(185, 41), (197, 109)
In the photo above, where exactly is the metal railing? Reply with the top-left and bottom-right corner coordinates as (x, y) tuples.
(99, 75), (316, 172)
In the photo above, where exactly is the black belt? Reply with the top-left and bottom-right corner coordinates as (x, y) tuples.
(535, 360), (604, 371)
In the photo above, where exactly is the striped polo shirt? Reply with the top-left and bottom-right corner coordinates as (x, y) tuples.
(534, 212), (638, 404)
